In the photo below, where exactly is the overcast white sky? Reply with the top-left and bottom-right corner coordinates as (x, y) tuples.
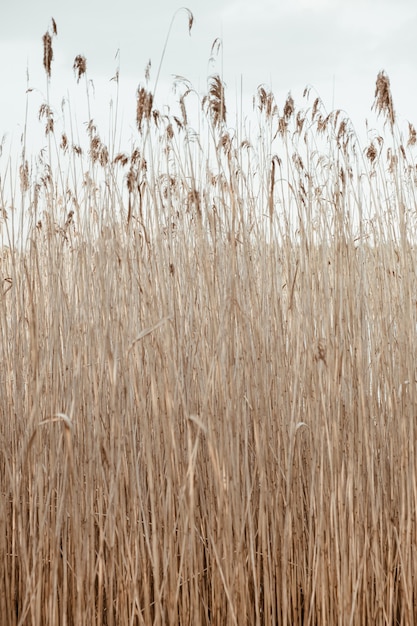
(1, 0), (417, 152)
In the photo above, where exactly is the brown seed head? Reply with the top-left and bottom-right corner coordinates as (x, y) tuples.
(179, 95), (188, 126)
(45, 116), (54, 135)
(276, 116), (287, 137)
(43, 32), (53, 77)
(365, 142), (377, 163)
(203, 75), (227, 129)
(152, 109), (160, 127)
(127, 167), (136, 194)
(19, 161), (29, 192)
(295, 111), (305, 135)
(166, 123), (174, 141)
(337, 119), (347, 143)
(283, 93), (294, 120)
(311, 97), (320, 120)
(373, 71), (395, 127)
(60, 133), (68, 152)
(407, 122), (416, 147)
(136, 86), (153, 132)
(65, 210), (74, 228)
(255, 86), (275, 119)
(99, 146), (109, 167)
(113, 153), (129, 167)
(89, 135), (101, 163)
(73, 55), (87, 83)
(187, 9), (194, 35)
(256, 86), (267, 112)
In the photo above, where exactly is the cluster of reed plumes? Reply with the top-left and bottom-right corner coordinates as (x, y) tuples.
(2, 14), (417, 625)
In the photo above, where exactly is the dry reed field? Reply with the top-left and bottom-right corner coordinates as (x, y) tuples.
(2, 13), (417, 625)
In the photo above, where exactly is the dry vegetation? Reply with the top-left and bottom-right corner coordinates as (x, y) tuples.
(1, 14), (417, 625)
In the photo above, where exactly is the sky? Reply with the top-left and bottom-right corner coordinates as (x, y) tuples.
(1, 0), (417, 154)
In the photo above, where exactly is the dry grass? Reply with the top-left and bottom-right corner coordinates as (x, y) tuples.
(1, 16), (417, 625)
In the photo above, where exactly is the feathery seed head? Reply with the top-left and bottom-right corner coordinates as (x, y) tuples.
(203, 75), (227, 130)
(43, 32), (53, 77)
(73, 55), (87, 83)
(373, 71), (395, 127)
(283, 93), (295, 120)
(407, 122), (416, 147)
(136, 86), (153, 132)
